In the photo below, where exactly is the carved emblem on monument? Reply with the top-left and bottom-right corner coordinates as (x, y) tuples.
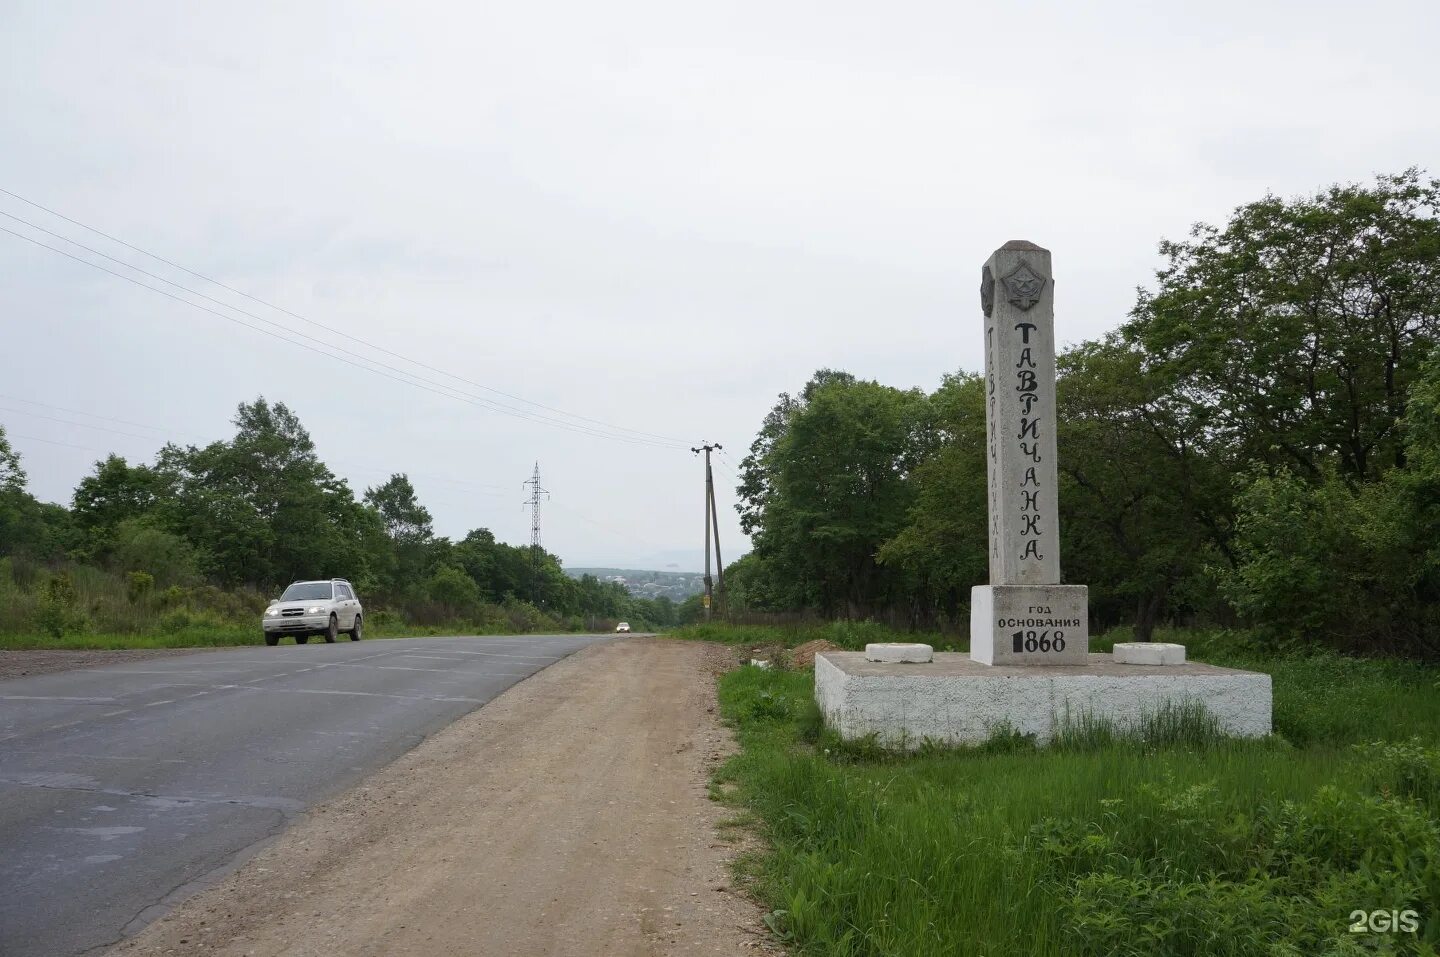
(980, 265), (995, 318)
(1002, 261), (1046, 311)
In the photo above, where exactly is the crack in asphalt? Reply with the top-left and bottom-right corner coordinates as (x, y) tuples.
(0, 776), (305, 812)
(78, 806), (292, 957)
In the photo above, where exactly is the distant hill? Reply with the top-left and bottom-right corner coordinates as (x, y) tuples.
(564, 567), (706, 602)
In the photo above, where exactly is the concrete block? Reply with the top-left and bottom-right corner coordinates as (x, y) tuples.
(1113, 642), (1186, 665)
(815, 652), (1270, 748)
(970, 584), (1088, 666)
(864, 643), (934, 663)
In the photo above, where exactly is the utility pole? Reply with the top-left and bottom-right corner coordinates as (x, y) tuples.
(691, 443), (723, 620)
(710, 470), (725, 616)
(522, 463), (549, 606)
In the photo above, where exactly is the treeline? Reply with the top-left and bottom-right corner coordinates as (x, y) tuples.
(730, 169), (1440, 657)
(0, 400), (677, 635)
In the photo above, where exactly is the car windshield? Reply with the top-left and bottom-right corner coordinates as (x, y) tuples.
(280, 582), (332, 601)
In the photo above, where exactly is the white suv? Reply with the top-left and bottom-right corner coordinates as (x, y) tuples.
(262, 579), (364, 646)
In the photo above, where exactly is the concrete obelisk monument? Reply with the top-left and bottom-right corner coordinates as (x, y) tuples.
(971, 241), (1088, 665)
(811, 239), (1271, 748)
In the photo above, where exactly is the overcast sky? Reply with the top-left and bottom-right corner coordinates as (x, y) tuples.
(3, 0), (1438, 570)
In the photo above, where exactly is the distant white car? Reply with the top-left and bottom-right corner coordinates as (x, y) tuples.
(615, 621), (631, 633)
(262, 579), (363, 646)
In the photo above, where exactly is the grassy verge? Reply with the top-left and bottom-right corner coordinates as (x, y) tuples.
(671, 620), (963, 652)
(1, 558), (622, 650)
(708, 625), (1440, 956)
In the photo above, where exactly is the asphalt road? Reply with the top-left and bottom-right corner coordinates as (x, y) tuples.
(0, 633), (613, 957)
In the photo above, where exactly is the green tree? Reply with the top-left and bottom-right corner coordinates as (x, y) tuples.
(0, 426), (30, 557)
(72, 455), (163, 560)
(722, 552), (790, 613)
(1222, 348), (1440, 655)
(0, 427), (73, 561)
(1125, 169), (1440, 480)
(0, 425), (24, 495)
(452, 528), (532, 603)
(676, 593), (705, 625)
(1054, 340), (1230, 638)
(877, 372), (988, 626)
(738, 371), (930, 618)
(156, 398), (376, 588)
(364, 473), (434, 599)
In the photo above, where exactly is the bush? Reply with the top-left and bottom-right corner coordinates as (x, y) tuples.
(126, 570), (154, 603)
(502, 599), (544, 632)
(112, 519), (198, 586)
(369, 609), (404, 630)
(158, 608), (193, 633)
(1361, 738), (1440, 809)
(156, 607), (227, 634)
(823, 620), (901, 649)
(0, 557), (21, 629)
(34, 571), (86, 638)
(747, 686), (794, 721)
(427, 565), (480, 615)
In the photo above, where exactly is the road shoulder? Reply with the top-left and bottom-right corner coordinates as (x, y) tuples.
(0, 648), (213, 681)
(109, 636), (775, 956)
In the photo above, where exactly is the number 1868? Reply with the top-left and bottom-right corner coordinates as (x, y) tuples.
(1011, 630), (1065, 654)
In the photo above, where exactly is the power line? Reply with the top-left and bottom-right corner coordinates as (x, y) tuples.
(548, 499), (668, 551)
(0, 395), (507, 495)
(0, 224), (684, 450)
(0, 188), (689, 445)
(6, 432), (135, 455)
(713, 454), (739, 482)
(0, 393), (208, 442)
(0, 404), (171, 443)
(1, 208), (689, 450)
(0, 224), (685, 451)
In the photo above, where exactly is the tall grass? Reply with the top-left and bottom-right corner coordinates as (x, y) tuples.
(711, 628), (1440, 956)
(0, 558), (602, 649)
(673, 620), (961, 652)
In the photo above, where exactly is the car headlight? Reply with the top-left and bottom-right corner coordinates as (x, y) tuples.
(307, 605), (324, 614)
(266, 607), (279, 616)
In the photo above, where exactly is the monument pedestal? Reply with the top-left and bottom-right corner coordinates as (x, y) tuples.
(970, 584), (1089, 665)
(815, 652), (1271, 748)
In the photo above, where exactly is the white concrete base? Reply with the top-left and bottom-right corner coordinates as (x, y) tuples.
(1113, 642), (1186, 665)
(815, 652), (1270, 748)
(864, 643), (934, 663)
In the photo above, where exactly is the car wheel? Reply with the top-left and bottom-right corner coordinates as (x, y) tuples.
(324, 615), (338, 643)
(264, 632), (279, 647)
(296, 635), (310, 644)
(349, 615), (362, 641)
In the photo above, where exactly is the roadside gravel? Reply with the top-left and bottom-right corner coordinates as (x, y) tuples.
(0, 648), (210, 681)
(108, 637), (775, 956)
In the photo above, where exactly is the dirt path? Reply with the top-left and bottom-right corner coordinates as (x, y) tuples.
(108, 637), (773, 957)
